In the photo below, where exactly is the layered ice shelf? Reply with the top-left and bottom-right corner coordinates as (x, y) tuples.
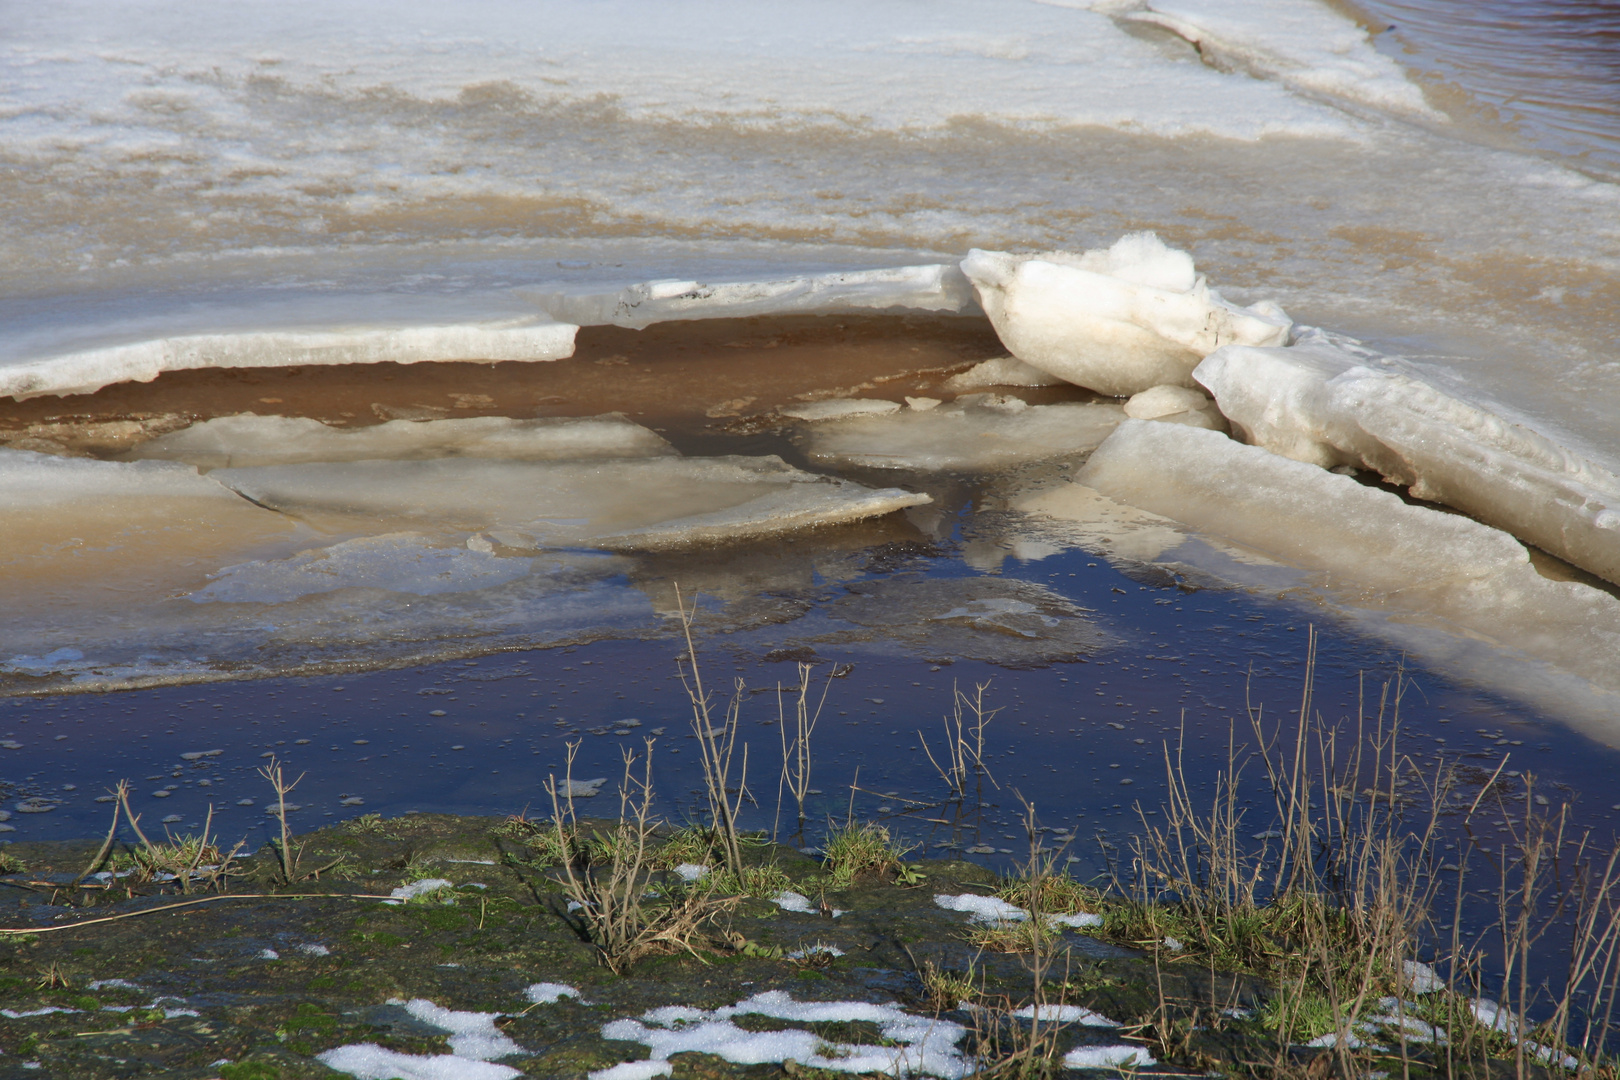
(1075, 420), (1620, 724)
(1196, 334), (1620, 587)
(961, 235), (1291, 397)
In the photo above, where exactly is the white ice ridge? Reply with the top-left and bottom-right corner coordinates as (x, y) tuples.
(597, 990), (969, 1078)
(1076, 421), (1620, 705)
(212, 455), (931, 553)
(128, 414), (674, 470)
(0, 319), (577, 401)
(798, 395), (1124, 471)
(1196, 335), (1620, 588)
(533, 264), (974, 330)
(961, 234), (1291, 396)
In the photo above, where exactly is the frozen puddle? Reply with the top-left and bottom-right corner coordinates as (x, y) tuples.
(594, 990), (969, 1079)
(797, 394), (1123, 471)
(213, 455), (929, 552)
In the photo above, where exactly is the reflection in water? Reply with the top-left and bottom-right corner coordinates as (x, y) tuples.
(1355, 0), (1620, 173)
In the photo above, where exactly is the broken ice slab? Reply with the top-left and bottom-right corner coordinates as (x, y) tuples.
(779, 398), (902, 421)
(529, 263), (974, 330)
(961, 233), (1290, 396)
(796, 394), (1124, 471)
(0, 318), (577, 401)
(126, 414), (674, 470)
(1195, 334), (1620, 588)
(1075, 420), (1620, 739)
(943, 356), (1068, 390)
(211, 455), (930, 552)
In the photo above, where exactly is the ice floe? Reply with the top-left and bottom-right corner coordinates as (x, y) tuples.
(532, 264), (973, 330)
(0, 319), (577, 401)
(1196, 335), (1620, 587)
(128, 414), (674, 470)
(797, 395), (1123, 471)
(598, 990), (969, 1078)
(961, 234), (1290, 396)
(213, 455), (929, 552)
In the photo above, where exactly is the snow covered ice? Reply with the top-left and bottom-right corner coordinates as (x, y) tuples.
(1196, 335), (1620, 587)
(960, 235), (1291, 396)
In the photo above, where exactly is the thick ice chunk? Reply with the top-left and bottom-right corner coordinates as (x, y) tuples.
(212, 456), (929, 552)
(1197, 337), (1620, 586)
(127, 414), (673, 470)
(960, 234), (1291, 396)
(534, 264), (974, 330)
(0, 319), (577, 401)
(1077, 421), (1620, 711)
(797, 395), (1124, 471)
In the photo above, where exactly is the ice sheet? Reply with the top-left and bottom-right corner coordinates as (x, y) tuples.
(1196, 336), (1620, 586)
(798, 395), (1124, 471)
(1076, 421), (1620, 724)
(0, 450), (297, 617)
(0, 320), (577, 402)
(212, 455), (930, 552)
(961, 236), (1291, 396)
(128, 414), (673, 470)
(533, 264), (974, 330)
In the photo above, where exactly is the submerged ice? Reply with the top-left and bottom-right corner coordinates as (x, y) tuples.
(129, 414), (675, 470)
(213, 455), (929, 552)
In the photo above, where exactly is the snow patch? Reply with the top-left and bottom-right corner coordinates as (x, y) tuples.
(599, 989), (969, 1078)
